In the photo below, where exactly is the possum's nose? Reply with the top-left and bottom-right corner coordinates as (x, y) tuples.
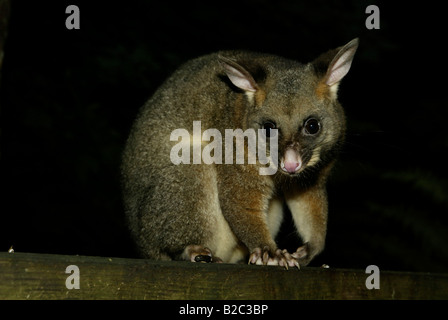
(283, 161), (300, 173)
(281, 149), (302, 173)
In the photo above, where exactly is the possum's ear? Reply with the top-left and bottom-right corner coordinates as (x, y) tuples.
(219, 56), (258, 92)
(315, 38), (359, 99)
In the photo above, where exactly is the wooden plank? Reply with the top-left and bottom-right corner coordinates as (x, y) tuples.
(0, 252), (447, 299)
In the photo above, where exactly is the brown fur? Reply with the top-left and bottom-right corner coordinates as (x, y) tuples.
(315, 82), (330, 100)
(121, 39), (358, 265)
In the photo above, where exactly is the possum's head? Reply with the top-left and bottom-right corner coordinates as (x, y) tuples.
(219, 38), (358, 178)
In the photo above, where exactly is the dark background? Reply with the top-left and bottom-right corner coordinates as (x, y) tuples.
(1, 0), (447, 273)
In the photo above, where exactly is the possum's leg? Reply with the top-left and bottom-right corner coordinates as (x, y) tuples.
(248, 197), (302, 269)
(180, 245), (223, 263)
(266, 196), (284, 240)
(132, 161), (245, 263)
(246, 197), (300, 269)
(216, 165), (300, 269)
(285, 184), (328, 266)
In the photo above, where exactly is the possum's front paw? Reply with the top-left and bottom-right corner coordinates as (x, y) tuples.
(291, 243), (311, 266)
(248, 246), (300, 269)
(182, 245), (223, 263)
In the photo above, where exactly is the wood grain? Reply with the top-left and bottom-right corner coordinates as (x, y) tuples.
(0, 252), (447, 299)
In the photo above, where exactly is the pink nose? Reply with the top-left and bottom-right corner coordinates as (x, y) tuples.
(284, 161), (300, 173)
(282, 149), (302, 173)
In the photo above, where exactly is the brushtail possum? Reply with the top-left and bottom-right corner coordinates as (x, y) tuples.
(121, 38), (358, 268)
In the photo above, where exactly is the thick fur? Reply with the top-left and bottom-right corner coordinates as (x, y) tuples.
(121, 39), (358, 265)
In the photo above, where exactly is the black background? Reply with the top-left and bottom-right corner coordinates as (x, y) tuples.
(1, 0), (447, 273)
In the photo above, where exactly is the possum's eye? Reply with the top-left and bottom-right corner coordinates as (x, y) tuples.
(262, 121), (277, 137)
(303, 118), (321, 135)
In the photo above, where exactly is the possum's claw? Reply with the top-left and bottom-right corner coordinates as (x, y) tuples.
(248, 246), (300, 269)
(281, 249), (301, 270)
(182, 245), (223, 263)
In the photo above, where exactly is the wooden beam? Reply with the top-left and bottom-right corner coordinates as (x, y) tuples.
(0, 252), (447, 299)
